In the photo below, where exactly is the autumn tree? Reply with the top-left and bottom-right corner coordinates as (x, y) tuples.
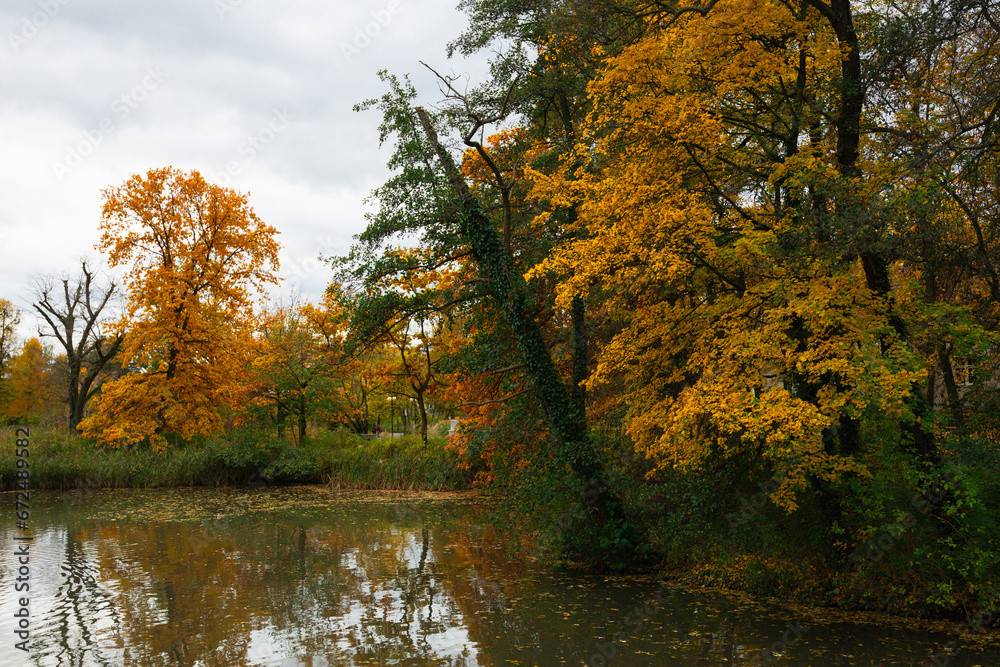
(340, 358), (382, 433)
(251, 295), (352, 442)
(344, 247), (462, 443)
(504, 0), (1000, 573)
(2, 338), (61, 424)
(342, 65), (640, 564)
(79, 167), (280, 446)
(519, 2), (885, 516)
(379, 306), (452, 444)
(32, 259), (124, 431)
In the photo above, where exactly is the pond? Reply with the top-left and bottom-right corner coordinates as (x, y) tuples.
(1, 486), (998, 666)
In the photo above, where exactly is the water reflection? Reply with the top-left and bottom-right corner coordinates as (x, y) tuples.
(0, 487), (997, 666)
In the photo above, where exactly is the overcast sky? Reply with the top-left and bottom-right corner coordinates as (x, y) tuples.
(0, 0), (490, 342)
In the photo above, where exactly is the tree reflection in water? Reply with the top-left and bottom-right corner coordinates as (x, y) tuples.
(1, 487), (998, 666)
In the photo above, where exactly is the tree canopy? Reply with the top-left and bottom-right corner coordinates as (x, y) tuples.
(79, 167), (281, 446)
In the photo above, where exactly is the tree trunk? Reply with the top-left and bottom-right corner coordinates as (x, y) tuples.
(938, 344), (965, 427)
(417, 390), (428, 444)
(415, 108), (631, 538)
(297, 398), (307, 445)
(810, 0), (939, 465)
(276, 402), (288, 439)
(571, 295), (587, 417)
(67, 359), (83, 430)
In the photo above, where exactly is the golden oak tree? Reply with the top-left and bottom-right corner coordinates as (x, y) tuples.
(525, 0), (932, 509)
(80, 167), (280, 446)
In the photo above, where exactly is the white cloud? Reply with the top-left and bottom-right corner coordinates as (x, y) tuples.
(0, 0), (492, 341)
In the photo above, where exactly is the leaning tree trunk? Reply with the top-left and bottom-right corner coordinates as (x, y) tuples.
(415, 108), (632, 538)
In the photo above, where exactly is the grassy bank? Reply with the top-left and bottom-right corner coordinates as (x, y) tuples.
(0, 426), (471, 492)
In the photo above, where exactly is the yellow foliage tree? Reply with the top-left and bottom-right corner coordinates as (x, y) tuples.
(525, 0), (934, 509)
(3, 338), (59, 424)
(79, 167), (280, 446)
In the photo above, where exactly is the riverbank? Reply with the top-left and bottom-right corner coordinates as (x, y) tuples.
(5, 483), (996, 665)
(0, 426), (471, 492)
(4, 425), (996, 629)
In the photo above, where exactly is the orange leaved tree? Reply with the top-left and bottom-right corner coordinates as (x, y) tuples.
(2, 338), (60, 424)
(79, 167), (280, 446)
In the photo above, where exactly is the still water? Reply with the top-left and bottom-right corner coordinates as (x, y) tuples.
(1, 486), (998, 666)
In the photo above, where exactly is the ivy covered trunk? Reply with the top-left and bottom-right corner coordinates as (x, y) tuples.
(415, 108), (635, 553)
